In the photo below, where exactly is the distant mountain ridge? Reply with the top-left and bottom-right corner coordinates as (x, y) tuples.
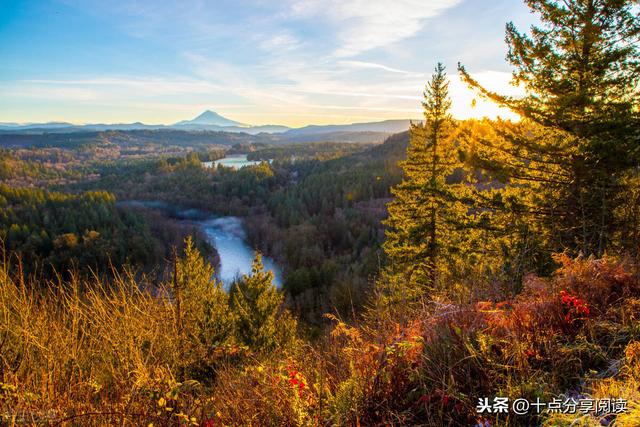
(0, 110), (413, 137)
(284, 119), (412, 136)
(0, 121), (75, 130)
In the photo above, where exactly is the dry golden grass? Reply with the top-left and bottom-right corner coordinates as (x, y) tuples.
(1, 255), (639, 426)
(0, 264), (202, 425)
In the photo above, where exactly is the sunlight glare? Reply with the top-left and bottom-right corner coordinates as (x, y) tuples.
(449, 71), (522, 121)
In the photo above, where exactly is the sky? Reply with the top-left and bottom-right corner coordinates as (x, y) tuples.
(0, 0), (538, 127)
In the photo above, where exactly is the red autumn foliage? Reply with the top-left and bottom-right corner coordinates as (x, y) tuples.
(204, 255), (639, 426)
(559, 290), (589, 322)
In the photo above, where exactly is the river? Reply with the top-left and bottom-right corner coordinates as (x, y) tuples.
(118, 200), (282, 289)
(199, 216), (282, 288)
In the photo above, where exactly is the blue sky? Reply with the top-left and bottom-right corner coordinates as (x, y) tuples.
(0, 0), (537, 126)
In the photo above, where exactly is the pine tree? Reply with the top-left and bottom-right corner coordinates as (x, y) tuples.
(174, 236), (234, 348)
(459, 0), (640, 257)
(230, 254), (296, 353)
(384, 63), (468, 294)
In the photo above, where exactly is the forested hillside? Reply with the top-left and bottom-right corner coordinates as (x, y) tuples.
(246, 132), (408, 320)
(0, 185), (158, 275)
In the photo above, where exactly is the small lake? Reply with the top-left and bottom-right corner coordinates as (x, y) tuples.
(202, 154), (265, 170)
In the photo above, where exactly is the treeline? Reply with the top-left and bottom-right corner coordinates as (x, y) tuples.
(247, 141), (371, 161)
(0, 184), (159, 276)
(0, 129), (277, 149)
(0, 131), (241, 177)
(80, 154), (282, 215)
(1, 151), (66, 180)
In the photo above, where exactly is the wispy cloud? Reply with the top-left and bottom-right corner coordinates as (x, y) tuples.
(258, 32), (302, 52)
(290, 0), (463, 56)
(22, 77), (227, 95)
(338, 60), (424, 76)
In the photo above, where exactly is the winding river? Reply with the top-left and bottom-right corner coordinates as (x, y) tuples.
(119, 200), (282, 289)
(199, 216), (282, 288)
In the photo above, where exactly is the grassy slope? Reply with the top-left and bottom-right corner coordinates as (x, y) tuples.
(1, 254), (638, 425)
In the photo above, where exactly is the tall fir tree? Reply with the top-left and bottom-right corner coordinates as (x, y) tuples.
(230, 254), (296, 353)
(384, 63), (468, 295)
(459, 0), (640, 257)
(173, 236), (234, 349)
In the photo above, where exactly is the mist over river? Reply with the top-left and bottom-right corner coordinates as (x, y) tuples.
(199, 216), (282, 288)
(118, 200), (282, 288)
